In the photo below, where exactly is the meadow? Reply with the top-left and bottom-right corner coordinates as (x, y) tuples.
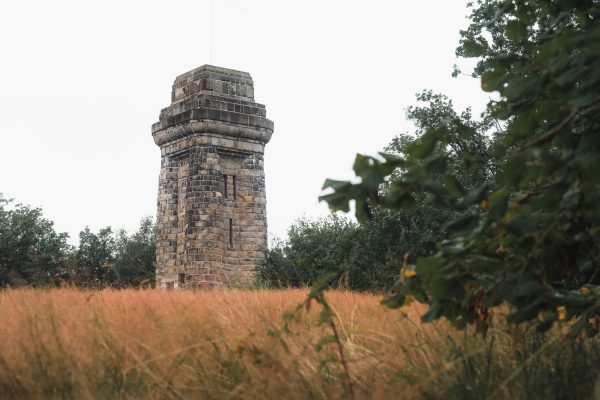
(0, 288), (598, 400)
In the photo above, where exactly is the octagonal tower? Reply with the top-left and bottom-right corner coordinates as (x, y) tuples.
(152, 65), (273, 289)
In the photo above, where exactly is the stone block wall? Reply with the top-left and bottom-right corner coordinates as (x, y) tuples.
(152, 65), (273, 289)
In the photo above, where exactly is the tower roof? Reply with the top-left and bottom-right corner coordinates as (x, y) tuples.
(151, 65), (273, 146)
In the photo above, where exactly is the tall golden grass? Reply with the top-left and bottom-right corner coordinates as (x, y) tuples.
(0, 288), (598, 399)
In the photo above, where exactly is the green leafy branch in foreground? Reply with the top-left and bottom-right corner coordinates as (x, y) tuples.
(320, 0), (600, 335)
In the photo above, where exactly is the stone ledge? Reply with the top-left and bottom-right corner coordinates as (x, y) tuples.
(153, 120), (273, 147)
(152, 108), (274, 133)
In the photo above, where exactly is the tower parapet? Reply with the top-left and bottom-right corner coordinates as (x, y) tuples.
(153, 65), (273, 289)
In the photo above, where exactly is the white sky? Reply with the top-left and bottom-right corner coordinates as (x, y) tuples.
(0, 0), (489, 245)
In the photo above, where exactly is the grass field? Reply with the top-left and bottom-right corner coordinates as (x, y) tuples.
(0, 288), (598, 399)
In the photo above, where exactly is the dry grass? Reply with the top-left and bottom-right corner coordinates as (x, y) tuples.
(0, 288), (598, 400)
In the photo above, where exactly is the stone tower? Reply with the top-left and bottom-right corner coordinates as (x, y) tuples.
(152, 65), (273, 289)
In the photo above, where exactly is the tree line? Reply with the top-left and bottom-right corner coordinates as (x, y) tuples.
(0, 195), (155, 288)
(258, 90), (495, 291)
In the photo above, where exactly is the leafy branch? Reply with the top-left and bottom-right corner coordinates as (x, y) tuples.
(279, 273), (355, 399)
(320, 0), (600, 335)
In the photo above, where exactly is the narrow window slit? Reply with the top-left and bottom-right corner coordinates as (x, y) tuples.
(229, 218), (233, 247)
(232, 175), (237, 199)
(223, 174), (228, 198)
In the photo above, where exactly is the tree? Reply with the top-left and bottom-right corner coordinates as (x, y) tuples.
(382, 90), (497, 264)
(257, 215), (363, 288)
(320, 0), (600, 335)
(76, 226), (116, 287)
(74, 218), (156, 288)
(113, 217), (156, 287)
(0, 193), (157, 288)
(0, 194), (69, 287)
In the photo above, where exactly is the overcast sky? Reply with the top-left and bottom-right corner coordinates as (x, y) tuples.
(0, 0), (489, 244)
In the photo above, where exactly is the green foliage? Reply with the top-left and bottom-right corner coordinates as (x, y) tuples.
(261, 91), (499, 292)
(258, 213), (422, 291)
(0, 193), (156, 288)
(76, 226), (116, 286)
(75, 218), (156, 288)
(113, 217), (156, 287)
(0, 194), (70, 287)
(258, 209), (460, 292)
(320, 0), (600, 334)
(257, 215), (371, 289)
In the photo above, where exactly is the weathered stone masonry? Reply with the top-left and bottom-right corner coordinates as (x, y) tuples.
(152, 65), (273, 289)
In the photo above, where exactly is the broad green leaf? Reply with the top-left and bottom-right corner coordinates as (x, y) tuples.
(506, 20), (527, 42)
(462, 40), (488, 57)
(487, 194), (508, 222)
(443, 215), (478, 232)
(407, 128), (438, 159)
(481, 68), (506, 92)
(416, 257), (446, 275)
(444, 175), (466, 196)
(503, 75), (545, 100)
(321, 179), (352, 191)
(355, 198), (372, 223)
(378, 152), (406, 165)
(421, 302), (442, 322)
(506, 217), (536, 236)
(464, 255), (502, 273)
(318, 191), (351, 212)
(460, 185), (488, 206)
(381, 293), (405, 309)
(507, 299), (545, 324)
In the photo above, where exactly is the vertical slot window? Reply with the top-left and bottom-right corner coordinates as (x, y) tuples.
(223, 174), (228, 199)
(232, 175), (237, 199)
(229, 218), (233, 247)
